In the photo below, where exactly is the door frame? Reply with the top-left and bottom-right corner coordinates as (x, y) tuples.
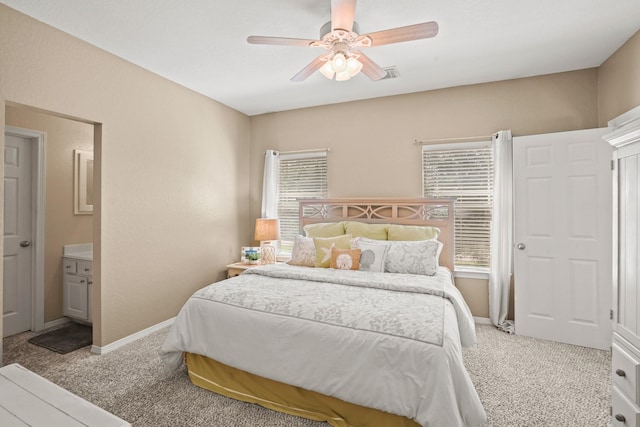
(4, 125), (45, 333)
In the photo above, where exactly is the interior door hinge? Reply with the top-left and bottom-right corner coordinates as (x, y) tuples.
(612, 160), (616, 170)
(611, 309), (614, 320)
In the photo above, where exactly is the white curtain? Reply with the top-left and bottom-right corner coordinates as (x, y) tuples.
(261, 150), (279, 218)
(489, 130), (515, 333)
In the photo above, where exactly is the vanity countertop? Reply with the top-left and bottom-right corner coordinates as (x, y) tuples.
(63, 243), (93, 261)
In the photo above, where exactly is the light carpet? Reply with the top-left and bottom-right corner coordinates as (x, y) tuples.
(2, 324), (610, 426)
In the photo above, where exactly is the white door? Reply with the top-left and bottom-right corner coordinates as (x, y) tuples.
(3, 133), (33, 337)
(514, 128), (612, 350)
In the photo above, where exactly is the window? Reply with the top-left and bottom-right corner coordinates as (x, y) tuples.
(278, 151), (328, 253)
(422, 141), (493, 269)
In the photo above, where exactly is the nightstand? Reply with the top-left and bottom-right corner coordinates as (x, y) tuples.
(226, 262), (259, 278)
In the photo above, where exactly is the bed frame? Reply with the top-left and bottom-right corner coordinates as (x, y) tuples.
(299, 198), (456, 271)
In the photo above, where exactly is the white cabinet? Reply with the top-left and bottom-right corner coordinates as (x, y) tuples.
(607, 105), (640, 425)
(62, 244), (93, 324)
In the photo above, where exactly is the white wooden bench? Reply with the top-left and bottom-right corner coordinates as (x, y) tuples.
(0, 363), (130, 426)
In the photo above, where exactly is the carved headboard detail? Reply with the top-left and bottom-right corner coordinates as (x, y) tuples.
(298, 198), (456, 271)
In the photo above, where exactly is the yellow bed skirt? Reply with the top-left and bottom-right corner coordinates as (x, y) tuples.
(185, 352), (420, 427)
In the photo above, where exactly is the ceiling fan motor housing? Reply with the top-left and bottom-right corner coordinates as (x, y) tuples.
(320, 21), (359, 38)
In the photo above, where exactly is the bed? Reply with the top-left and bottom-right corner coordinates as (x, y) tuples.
(160, 198), (487, 427)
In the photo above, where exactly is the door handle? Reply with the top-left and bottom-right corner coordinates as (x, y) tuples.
(516, 243), (526, 250)
(20, 240), (31, 248)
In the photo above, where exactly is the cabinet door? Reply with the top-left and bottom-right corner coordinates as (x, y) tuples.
(63, 273), (88, 321)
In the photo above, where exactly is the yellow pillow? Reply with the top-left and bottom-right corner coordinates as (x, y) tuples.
(387, 224), (440, 241)
(330, 248), (361, 270)
(344, 221), (388, 240)
(313, 234), (353, 268)
(304, 222), (346, 238)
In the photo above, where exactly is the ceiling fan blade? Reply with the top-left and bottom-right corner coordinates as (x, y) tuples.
(331, 0), (357, 32)
(247, 36), (317, 47)
(363, 21), (439, 46)
(291, 55), (327, 82)
(355, 50), (387, 81)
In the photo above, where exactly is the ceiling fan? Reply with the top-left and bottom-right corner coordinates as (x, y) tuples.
(247, 0), (439, 82)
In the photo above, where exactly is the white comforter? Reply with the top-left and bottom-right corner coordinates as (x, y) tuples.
(160, 264), (487, 427)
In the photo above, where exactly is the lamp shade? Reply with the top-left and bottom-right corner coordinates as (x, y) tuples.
(254, 218), (280, 241)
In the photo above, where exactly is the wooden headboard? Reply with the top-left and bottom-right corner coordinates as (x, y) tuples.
(298, 198), (456, 271)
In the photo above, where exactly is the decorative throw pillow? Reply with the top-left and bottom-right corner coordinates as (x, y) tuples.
(357, 240), (389, 273)
(386, 224), (440, 241)
(303, 222), (346, 238)
(344, 221), (388, 240)
(384, 240), (443, 276)
(330, 248), (361, 270)
(313, 234), (353, 268)
(287, 235), (315, 267)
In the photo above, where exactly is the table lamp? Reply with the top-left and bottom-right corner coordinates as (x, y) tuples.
(254, 218), (280, 264)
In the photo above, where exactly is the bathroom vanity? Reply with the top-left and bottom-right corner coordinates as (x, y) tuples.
(62, 244), (92, 323)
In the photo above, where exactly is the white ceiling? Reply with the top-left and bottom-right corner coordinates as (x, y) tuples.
(2, 0), (640, 116)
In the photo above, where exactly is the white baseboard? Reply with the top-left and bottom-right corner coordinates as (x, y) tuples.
(90, 317), (175, 355)
(473, 317), (492, 325)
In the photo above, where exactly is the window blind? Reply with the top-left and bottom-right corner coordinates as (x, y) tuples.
(278, 152), (328, 253)
(422, 142), (493, 268)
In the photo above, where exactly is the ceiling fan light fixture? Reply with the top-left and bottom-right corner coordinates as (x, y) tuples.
(331, 52), (348, 73)
(335, 70), (352, 81)
(346, 57), (363, 76)
(320, 61), (336, 79)
(249, 1), (439, 83)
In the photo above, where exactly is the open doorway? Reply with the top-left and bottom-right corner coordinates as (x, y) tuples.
(3, 105), (94, 356)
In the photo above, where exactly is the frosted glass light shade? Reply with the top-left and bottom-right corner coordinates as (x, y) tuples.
(335, 70), (351, 81)
(346, 57), (363, 76)
(319, 53), (363, 80)
(320, 61), (335, 79)
(331, 53), (347, 72)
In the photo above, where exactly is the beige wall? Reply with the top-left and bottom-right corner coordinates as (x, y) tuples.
(6, 106), (93, 322)
(250, 69), (600, 318)
(598, 30), (640, 125)
(0, 4), (251, 346)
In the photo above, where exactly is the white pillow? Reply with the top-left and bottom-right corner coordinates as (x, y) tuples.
(384, 240), (443, 276)
(357, 240), (389, 273)
(287, 235), (315, 267)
